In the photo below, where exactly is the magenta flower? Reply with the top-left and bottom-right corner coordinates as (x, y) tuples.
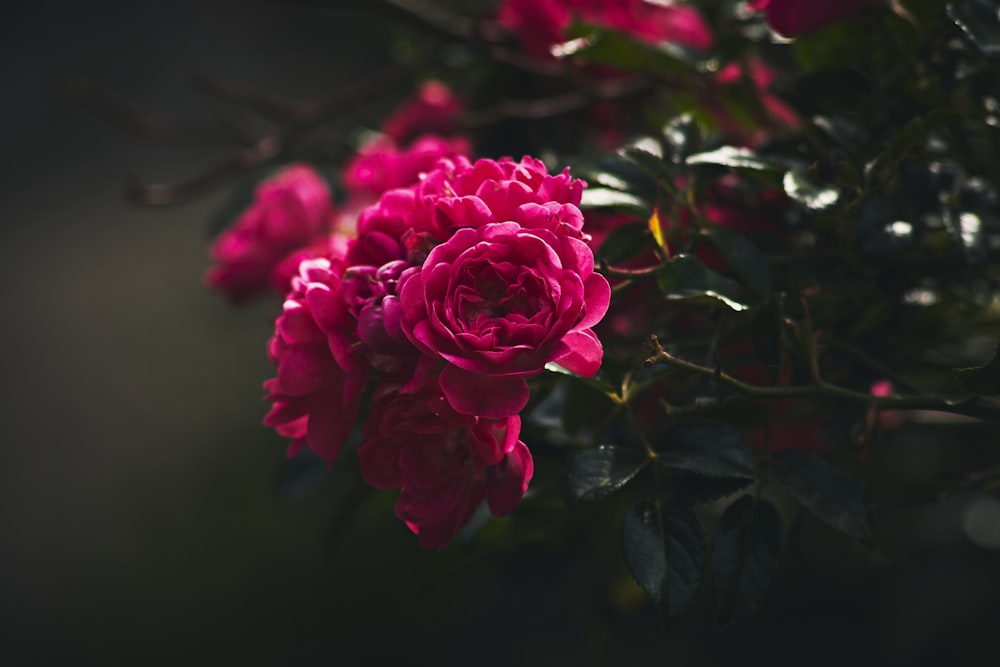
(399, 221), (610, 419)
(347, 155), (587, 268)
(263, 258), (368, 464)
(749, 0), (879, 37)
(498, 0), (713, 57)
(343, 134), (471, 202)
(206, 165), (333, 303)
(357, 380), (533, 549)
(497, 0), (572, 58)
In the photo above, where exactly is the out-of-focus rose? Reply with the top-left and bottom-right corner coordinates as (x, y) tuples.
(497, 0), (572, 57)
(357, 381), (533, 549)
(871, 379), (905, 429)
(263, 258), (368, 464)
(498, 0), (713, 57)
(206, 165), (333, 303)
(382, 80), (465, 145)
(713, 58), (801, 146)
(399, 221), (610, 418)
(749, 0), (879, 37)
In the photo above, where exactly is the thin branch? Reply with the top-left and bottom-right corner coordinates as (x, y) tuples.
(461, 75), (651, 128)
(645, 335), (1000, 421)
(68, 77), (228, 144)
(125, 135), (282, 205)
(189, 63), (414, 127)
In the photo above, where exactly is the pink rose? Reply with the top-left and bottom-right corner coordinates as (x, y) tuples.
(343, 134), (471, 202)
(357, 380), (533, 549)
(205, 165), (333, 303)
(498, 0), (712, 57)
(750, 0), (879, 37)
(399, 220), (610, 419)
(347, 155), (587, 268)
(263, 258), (368, 463)
(497, 0), (572, 58)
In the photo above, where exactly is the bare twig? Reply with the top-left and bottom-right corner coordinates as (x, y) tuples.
(68, 77), (228, 144)
(645, 335), (1000, 422)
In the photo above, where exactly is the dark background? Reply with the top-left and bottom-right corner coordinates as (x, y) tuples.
(3, 1), (1000, 665)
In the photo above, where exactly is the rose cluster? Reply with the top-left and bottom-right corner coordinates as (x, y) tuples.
(205, 82), (467, 303)
(497, 0), (713, 58)
(263, 154), (610, 548)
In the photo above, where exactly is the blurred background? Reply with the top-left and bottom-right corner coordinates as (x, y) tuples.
(2, 1), (1000, 665)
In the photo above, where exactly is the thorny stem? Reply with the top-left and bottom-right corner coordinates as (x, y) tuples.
(645, 335), (1000, 421)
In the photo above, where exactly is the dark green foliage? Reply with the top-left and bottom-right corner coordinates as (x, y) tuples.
(562, 445), (647, 506)
(622, 500), (706, 621)
(711, 496), (783, 623)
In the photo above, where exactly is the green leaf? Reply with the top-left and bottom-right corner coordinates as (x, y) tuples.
(562, 445), (648, 506)
(750, 297), (783, 386)
(702, 226), (773, 299)
(621, 145), (675, 185)
(672, 472), (754, 506)
(812, 114), (872, 157)
(572, 27), (696, 76)
(622, 500), (706, 621)
(656, 421), (759, 480)
(595, 222), (651, 265)
(772, 450), (870, 539)
(580, 188), (648, 215)
(783, 168), (840, 211)
(544, 362), (617, 395)
(686, 146), (787, 172)
(662, 113), (702, 164)
(656, 254), (752, 311)
(712, 496), (783, 622)
(954, 342), (1000, 396)
(948, 0), (1000, 59)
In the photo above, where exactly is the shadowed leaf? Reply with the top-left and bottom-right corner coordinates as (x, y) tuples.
(563, 445), (648, 506)
(773, 450), (870, 539)
(712, 496), (783, 623)
(623, 500), (706, 621)
(656, 421), (759, 480)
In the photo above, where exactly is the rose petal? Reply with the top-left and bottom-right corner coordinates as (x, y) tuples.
(485, 440), (534, 516)
(439, 364), (530, 418)
(555, 329), (603, 377)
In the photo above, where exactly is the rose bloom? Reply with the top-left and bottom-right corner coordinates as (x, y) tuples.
(263, 258), (368, 464)
(206, 165), (333, 303)
(357, 380), (533, 549)
(346, 154), (588, 267)
(399, 220), (610, 419)
(342, 134), (471, 202)
(497, 0), (712, 58)
(750, 0), (879, 37)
